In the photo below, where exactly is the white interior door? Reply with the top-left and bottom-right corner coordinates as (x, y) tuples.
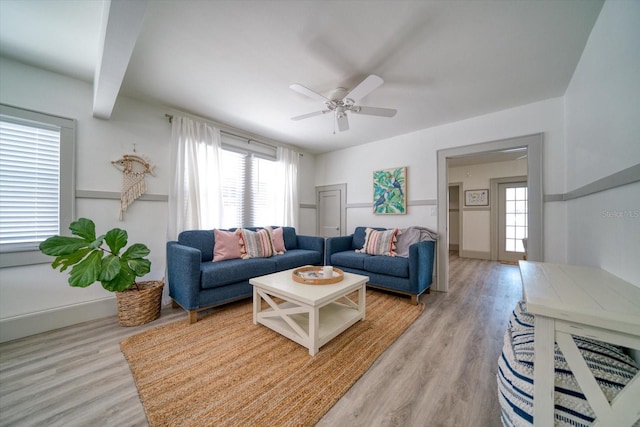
(498, 182), (528, 262)
(317, 188), (342, 238)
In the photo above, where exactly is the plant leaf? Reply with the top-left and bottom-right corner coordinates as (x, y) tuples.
(105, 228), (127, 255)
(99, 254), (121, 281)
(128, 258), (151, 276)
(69, 218), (96, 241)
(51, 247), (91, 272)
(101, 260), (135, 292)
(88, 234), (105, 250)
(68, 251), (103, 287)
(39, 236), (88, 256)
(121, 243), (150, 260)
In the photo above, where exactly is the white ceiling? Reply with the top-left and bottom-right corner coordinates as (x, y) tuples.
(0, 0), (604, 154)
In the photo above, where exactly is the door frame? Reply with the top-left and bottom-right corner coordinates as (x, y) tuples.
(490, 176), (528, 261)
(315, 183), (347, 236)
(448, 182), (463, 253)
(436, 133), (543, 293)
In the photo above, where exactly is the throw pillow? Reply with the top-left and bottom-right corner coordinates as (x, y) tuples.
(356, 227), (399, 256)
(267, 226), (286, 254)
(213, 229), (242, 262)
(238, 228), (275, 259)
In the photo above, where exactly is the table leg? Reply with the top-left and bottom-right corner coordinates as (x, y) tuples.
(533, 315), (555, 426)
(252, 286), (259, 325)
(309, 306), (319, 356)
(359, 284), (366, 321)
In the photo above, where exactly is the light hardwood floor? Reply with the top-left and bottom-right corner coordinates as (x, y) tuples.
(0, 253), (522, 427)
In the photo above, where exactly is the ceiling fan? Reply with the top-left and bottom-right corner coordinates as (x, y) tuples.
(289, 74), (397, 132)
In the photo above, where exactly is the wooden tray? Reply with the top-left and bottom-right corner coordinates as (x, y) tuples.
(292, 266), (344, 285)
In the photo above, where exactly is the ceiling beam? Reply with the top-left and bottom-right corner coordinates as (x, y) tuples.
(93, 0), (148, 119)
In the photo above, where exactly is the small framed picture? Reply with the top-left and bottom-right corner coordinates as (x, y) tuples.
(465, 189), (489, 206)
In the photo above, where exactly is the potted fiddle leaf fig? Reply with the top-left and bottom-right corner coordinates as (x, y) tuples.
(39, 218), (163, 326)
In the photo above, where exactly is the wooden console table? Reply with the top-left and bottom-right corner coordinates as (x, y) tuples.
(519, 261), (640, 426)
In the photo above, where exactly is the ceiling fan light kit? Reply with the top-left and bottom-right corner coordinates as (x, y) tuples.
(290, 74), (397, 132)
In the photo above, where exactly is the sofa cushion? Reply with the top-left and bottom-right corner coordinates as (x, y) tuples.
(178, 230), (214, 262)
(331, 250), (370, 270)
(356, 227), (399, 256)
(363, 255), (409, 278)
(238, 228), (275, 259)
(280, 226), (298, 250)
(213, 229), (242, 262)
(352, 226), (386, 250)
(201, 257), (277, 289)
(273, 249), (322, 270)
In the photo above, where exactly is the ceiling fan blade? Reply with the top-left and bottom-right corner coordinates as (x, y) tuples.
(352, 106), (397, 118)
(289, 83), (330, 103)
(291, 110), (329, 121)
(344, 74), (384, 102)
(336, 113), (349, 132)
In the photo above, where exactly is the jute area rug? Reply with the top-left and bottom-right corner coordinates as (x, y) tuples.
(120, 290), (423, 427)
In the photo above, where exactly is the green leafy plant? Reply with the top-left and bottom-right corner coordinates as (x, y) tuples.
(39, 218), (151, 292)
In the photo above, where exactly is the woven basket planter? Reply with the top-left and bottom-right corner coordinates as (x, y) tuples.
(116, 280), (164, 327)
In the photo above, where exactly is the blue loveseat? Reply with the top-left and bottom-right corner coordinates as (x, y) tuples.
(326, 226), (436, 304)
(167, 227), (324, 323)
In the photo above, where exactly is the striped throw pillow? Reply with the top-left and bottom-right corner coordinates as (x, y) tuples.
(237, 228), (275, 259)
(356, 227), (399, 256)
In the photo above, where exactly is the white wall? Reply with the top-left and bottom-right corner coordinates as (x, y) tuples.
(0, 58), (171, 340)
(563, 0), (640, 286)
(0, 58), (317, 341)
(315, 97), (567, 263)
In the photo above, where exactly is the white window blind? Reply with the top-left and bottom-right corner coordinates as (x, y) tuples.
(0, 118), (61, 253)
(250, 155), (277, 226)
(220, 149), (246, 229)
(218, 148), (279, 228)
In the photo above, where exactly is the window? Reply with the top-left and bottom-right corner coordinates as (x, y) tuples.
(250, 155), (278, 226)
(219, 148), (278, 229)
(504, 186), (528, 253)
(0, 104), (75, 268)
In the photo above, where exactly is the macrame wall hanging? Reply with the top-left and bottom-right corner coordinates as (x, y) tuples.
(111, 147), (156, 220)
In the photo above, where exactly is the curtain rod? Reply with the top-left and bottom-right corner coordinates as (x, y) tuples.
(165, 113), (279, 151)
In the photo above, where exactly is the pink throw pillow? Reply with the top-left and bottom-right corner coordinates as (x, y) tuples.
(269, 227), (286, 254)
(213, 229), (242, 262)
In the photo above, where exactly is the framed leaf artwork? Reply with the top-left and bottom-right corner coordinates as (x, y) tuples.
(373, 167), (407, 214)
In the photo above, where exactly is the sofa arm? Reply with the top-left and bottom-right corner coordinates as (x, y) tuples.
(167, 241), (202, 310)
(408, 240), (436, 293)
(325, 235), (354, 265)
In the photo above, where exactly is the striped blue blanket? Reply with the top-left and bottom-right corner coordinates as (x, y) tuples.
(497, 301), (639, 427)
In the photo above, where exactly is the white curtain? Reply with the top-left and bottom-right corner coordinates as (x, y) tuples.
(275, 146), (299, 228)
(167, 116), (223, 241)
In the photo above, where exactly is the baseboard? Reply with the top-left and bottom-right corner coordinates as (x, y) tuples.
(0, 297), (117, 343)
(449, 244), (459, 251)
(459, 250), (491, 260)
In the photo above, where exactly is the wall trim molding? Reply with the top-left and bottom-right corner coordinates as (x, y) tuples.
(346, 199), (436, 209)
(76, 190), (168, 201)
(544, 163), (640, 203)
(0, 297), (117, 343)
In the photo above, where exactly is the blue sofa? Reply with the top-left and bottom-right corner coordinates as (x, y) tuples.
(167, 227), (324, 323)
(325, 226), (436, 304)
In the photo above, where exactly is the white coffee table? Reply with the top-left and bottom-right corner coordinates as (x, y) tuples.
(250, 268), (369, 355)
